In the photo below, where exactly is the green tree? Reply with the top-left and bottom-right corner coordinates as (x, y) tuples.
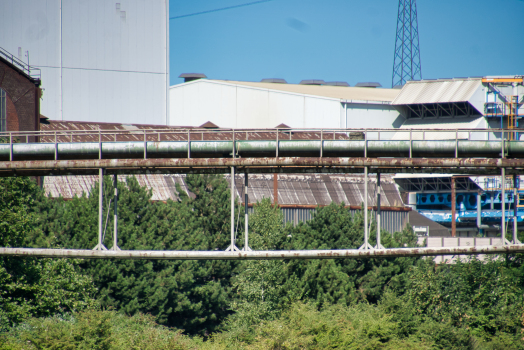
(30, 174), (238, 335)
(0, 177), (96, 330)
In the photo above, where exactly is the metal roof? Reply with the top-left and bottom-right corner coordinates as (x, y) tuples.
(44, 174), (405, 208)
(39, 121), (359, 143)
(205, 80), (400, 102)
(392, 78), (483, 105)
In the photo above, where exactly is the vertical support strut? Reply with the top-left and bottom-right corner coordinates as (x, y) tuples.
(451, 176), (456, 237)
(360, 167), (373, 250)
(513, 175), (521, 244)
(226, 166), (239, 251)
(112, 174), (120, 250)
(93, 168), (107, 251)
(501, 168), (506, 244)
(476, 191), (483, 236)
(375, 172), (384, 249)
(244, 172), (251, 251)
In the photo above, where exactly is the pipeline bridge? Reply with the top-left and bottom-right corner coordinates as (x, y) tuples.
(1, 127), (524, 259)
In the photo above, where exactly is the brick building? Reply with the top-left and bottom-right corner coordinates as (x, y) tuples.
(0, 48), (41, 136)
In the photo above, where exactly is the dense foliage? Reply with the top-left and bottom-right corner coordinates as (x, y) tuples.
(1, 174), (523, 348)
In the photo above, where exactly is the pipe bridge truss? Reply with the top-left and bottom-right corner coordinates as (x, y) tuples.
(1, 127), (524, 259)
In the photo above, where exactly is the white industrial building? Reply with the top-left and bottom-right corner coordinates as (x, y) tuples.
(169, 79), (403, 131)
(0, 0), (169, 125)
(169, 76), (523, 140)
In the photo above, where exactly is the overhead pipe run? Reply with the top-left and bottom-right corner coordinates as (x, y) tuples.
(1, 244), (524, 260)
(2, 139), (524, 161)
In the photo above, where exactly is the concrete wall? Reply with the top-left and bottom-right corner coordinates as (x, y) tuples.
(0, 0), (168, 124)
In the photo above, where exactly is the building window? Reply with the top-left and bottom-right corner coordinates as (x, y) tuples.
(0, 88), (6, 132)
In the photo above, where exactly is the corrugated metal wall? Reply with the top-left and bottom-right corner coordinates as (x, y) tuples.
(280, 207), (407, 234)
(0, 0), (168, 124)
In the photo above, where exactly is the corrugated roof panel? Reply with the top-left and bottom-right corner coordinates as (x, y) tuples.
(392, 78), (482, 105)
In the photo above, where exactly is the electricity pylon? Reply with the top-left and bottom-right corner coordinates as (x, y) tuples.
(392, 0), (422, 88)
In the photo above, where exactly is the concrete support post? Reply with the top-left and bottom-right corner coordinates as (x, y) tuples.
(451, 177), (456, 237)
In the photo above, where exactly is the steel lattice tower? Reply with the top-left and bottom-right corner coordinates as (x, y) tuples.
(392, 0), (422, 88)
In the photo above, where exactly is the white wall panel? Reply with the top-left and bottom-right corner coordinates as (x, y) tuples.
(268, 92), (305, 128)
(0, 0), (168, 125)
(304, 97), (340, 128)
(236, 88), (269, 128)
(346, 103), (404, 137)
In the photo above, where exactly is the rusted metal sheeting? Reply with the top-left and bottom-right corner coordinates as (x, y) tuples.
(1, 157), (523, 170)
(0, 167), (518, 177)
(1, 244), (524, 260)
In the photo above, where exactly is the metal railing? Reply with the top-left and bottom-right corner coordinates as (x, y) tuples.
(0, 47), (41, 81)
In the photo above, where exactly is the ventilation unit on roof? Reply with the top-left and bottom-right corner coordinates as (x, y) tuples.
(325, 81), (350, 87)
(261, 78), (287, 84)
(179, 73), (207, 83)
(299, 79), (325, 85)
(355, 82), (382, 88)
(199, 121), (219, 129)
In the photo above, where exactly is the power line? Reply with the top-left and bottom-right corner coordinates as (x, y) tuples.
(170, 0), (273, 20)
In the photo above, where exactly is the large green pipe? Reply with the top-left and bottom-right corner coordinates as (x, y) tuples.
(0, 140), (523, 161)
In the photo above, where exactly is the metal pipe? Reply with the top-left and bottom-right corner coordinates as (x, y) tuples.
(2, 139), (524, 161)
(273, 174), (278, 205)
(2, 244), (524, 260)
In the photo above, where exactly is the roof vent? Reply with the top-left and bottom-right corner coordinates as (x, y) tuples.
(355, 82), (382, 88)
(261, 78), (287, 84)
(179, 73), (207, 83)
(325, 81), (350, 87)
(299, 79), (325, 85)
(275, 123), (291, 129)
(199, 121), (219, 129)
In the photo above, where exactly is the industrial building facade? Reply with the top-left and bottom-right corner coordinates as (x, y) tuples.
(0, 0), (169, 125)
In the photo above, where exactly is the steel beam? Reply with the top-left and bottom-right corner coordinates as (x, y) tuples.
(0, 166), (521, 177)
(1, 245), (524, 260)
(2, 157), (524, 172)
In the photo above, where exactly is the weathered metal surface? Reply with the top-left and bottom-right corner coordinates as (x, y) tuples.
(1, 157), (524, 171)
(1, 244), (523, 260)
(2, 140), (524, 161)
(0, 166), (520, 177)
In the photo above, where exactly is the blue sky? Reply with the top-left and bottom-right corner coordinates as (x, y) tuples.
(169, 0), (524, 87)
